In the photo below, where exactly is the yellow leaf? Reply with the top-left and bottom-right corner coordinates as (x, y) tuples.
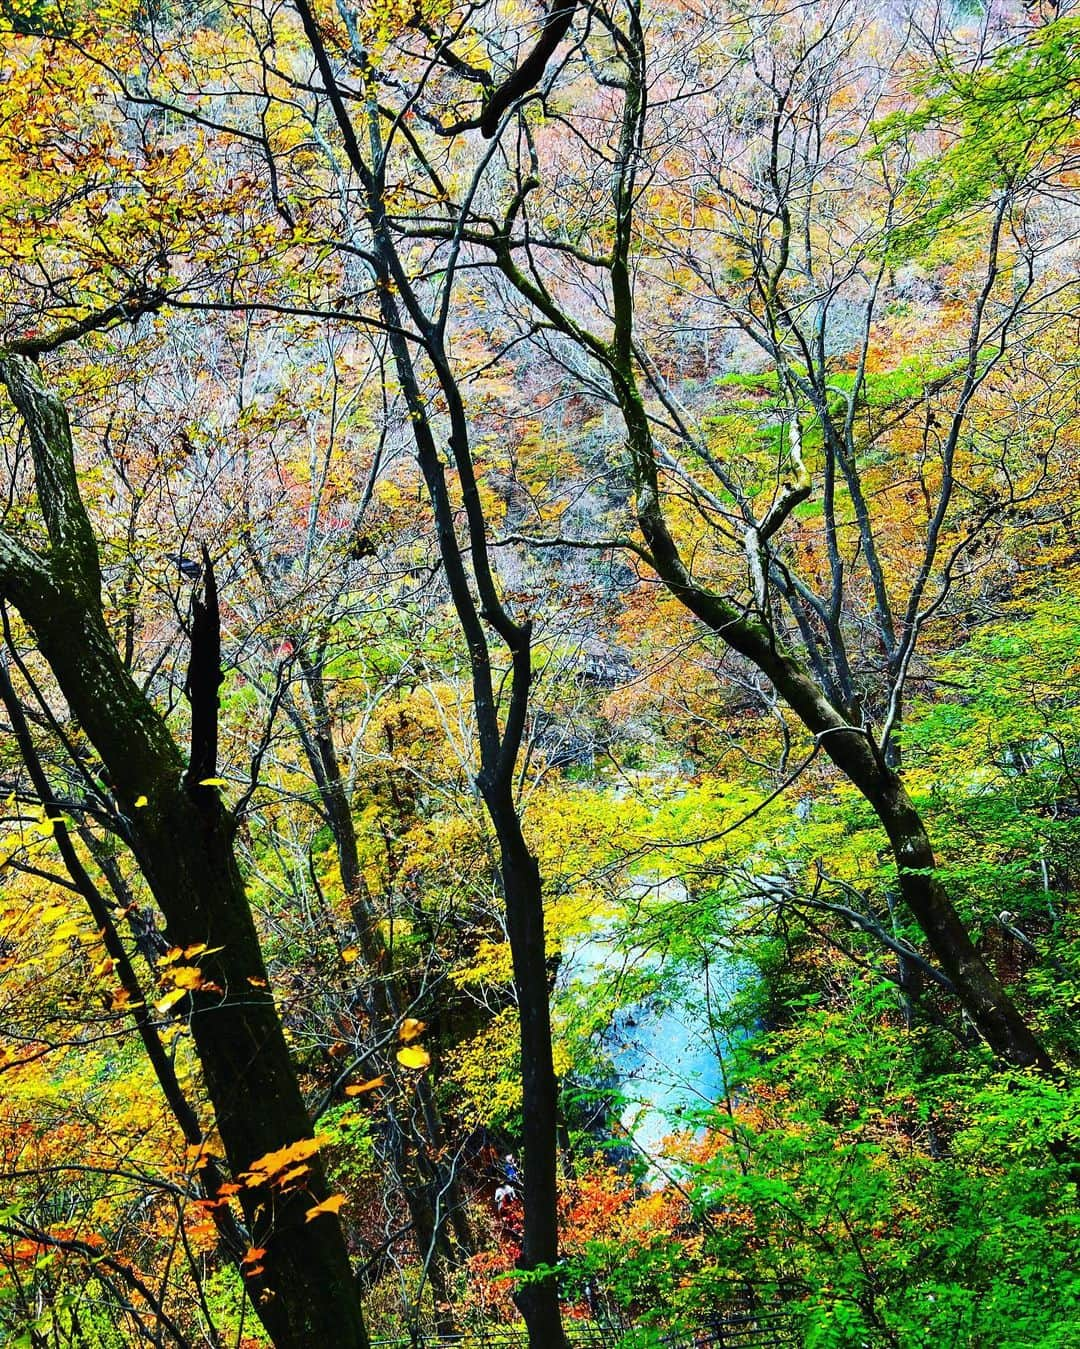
(134, 795), (148, 808)
(398, 1017), (426, 1042)
(198, 777), (229, 787)
(341, 946), (359, 965)
(305, 1194), (346, 1222)
(169, 965), (204, 990)
(396, 1045), (431, 1070)
(344, 1076), (386, 1096)
(156, 988), (188, 1014)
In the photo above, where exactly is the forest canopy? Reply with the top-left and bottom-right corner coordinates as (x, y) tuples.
(0, 0), (1078, 1345)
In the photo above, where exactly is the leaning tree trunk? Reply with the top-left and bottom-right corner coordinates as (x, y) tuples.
(466, 16), (1050, 1072)
(627, 426), (1052, 1070)
(0, 356), (369, 1348)
(723, 626), (1051, 1070)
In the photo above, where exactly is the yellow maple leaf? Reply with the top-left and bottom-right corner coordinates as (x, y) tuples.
(109, 987), (143, 1012)
(398, 1017), (426, 1042)
(169, 965), (204, 990)
(241, 1135), (329, 1187)
(156, 988), (188, 1014)
(277, 1163), (311, 1189)
(396, 1045), (431, 1070)
(240, 1245), (266, 1275)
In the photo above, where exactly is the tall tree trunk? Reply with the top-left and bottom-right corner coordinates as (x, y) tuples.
(481, 792), (566, 1345)
(274, 10), (571, 1331)
(363, 221), (570, 1344)
(0, 356), (369, 1348)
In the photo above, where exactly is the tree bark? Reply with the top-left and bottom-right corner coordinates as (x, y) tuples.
(0, 654), (249, 1264)
(629, 451), (1051, 1070)
(0, 355), (369, 1348)
(481, 789), (565, 1344)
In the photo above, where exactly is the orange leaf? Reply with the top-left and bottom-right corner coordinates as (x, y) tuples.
(305, 1194), (346, 1222)
(240, 1135), (329, 1188)
(345, 1076), (386, 1096)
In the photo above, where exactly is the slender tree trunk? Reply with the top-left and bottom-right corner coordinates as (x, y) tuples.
(0, 356), (369, 1348)
(360, 217), (570, 1342)
(284, 639), (474, 1287)
(482, 790), (567, 1345)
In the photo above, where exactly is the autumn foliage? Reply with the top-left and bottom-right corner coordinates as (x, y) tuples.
(0, 0), (1078, 1346)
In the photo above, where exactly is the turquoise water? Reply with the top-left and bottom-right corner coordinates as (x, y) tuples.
(561, 914), (743, 1159)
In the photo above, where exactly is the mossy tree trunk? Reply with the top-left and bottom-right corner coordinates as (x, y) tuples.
(0, 355), (369, 1348)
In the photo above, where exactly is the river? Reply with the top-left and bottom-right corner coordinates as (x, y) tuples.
(559, 892), (746, 1160)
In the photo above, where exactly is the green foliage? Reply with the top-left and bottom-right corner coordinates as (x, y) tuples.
(877, 17), (1080, 257)
(676, 1004), (1080, 1348)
